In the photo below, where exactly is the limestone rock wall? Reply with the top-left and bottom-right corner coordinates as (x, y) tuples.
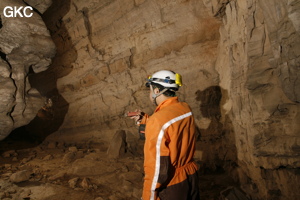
(30, 0), (221, 146)
(0, 0), (56, 140)
(13, 0), (300, 199)
(208, 0), (300, 199)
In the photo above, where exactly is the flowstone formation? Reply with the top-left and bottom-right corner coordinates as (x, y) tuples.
(0, 0), (55, 140)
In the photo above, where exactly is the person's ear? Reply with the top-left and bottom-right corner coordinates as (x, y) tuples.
(153, 88), (160, 94)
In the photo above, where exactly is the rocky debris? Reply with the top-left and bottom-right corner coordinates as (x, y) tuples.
(61, 146), (85, 164)
(0, 139), (240, 200)
(107, 130), (127, 159)
(48, 171), (66, 181)
(68, 177), (79, 188)
(10, 170), (32, 183)
(69, 146), (78, 152)
(0, 142), (146, 200)
(119, 171), (143, 184)
(21, 154), (36, 164)
(47, 141), (57, 149)
(220, 187), (251, 200)
(0, 179), (30, 200)
(80, 177), (91, 189)
(43, 154), (54, 161)
(2, 150), (18, 158)
(62, 152), (76, 164)
(12, 157), (18, 162)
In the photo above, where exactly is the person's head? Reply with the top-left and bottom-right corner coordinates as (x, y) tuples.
(146, 70), (182, 105)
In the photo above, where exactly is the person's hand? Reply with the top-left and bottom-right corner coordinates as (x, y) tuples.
(126, 109), (144, 125)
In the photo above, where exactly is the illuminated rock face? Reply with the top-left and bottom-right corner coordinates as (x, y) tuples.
(34, 0), (297, 199)
(0, 0), (55, 140)
(30, 0), (222, 143)
(208, 0), (300, 199)
(1, 0), (299, 199)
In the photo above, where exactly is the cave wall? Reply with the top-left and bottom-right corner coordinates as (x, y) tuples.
(30, 0), (222, 147)
(1, 0), (299, 199)
(208, 0), (300, 199)
(0, 0), (55, 140)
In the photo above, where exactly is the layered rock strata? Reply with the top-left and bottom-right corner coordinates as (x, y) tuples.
(1, 0), (299, 199)
(207, 0), (300, 199)
(30, 0), (222, 146)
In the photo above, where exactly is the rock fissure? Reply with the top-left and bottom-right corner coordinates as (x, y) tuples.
(81, 7), (92, 45)
(22, 0), (42, 16)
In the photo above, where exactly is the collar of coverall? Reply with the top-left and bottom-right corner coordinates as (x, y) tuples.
(154, 97), (179, 112)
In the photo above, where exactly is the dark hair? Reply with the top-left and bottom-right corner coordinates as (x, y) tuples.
(151, 83), (176, 97)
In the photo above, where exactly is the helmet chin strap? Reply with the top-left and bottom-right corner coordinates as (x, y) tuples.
(152, 88), (168, 106)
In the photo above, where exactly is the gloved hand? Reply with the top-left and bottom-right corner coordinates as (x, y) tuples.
(126, 109), (144, 125)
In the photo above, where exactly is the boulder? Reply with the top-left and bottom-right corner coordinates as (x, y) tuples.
(107, 130), (127, 159)
(10, 170), (31, 183)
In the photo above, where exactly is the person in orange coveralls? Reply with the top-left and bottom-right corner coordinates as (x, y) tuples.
(129, 70), (200, 200)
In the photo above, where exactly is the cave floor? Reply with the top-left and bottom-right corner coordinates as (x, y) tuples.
(0, 140), (237, 200)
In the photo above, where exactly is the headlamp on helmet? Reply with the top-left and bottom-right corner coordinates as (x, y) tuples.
(145, 70), (182, 90)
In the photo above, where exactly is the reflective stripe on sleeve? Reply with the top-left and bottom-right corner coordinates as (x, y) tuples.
(150, 112), (192, 200)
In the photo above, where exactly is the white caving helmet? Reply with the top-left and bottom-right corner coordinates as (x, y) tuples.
(146, 70), (183, 105)
(146, 70), (182, 91)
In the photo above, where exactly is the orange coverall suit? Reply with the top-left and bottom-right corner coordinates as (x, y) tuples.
(140, 97), (199, 200)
